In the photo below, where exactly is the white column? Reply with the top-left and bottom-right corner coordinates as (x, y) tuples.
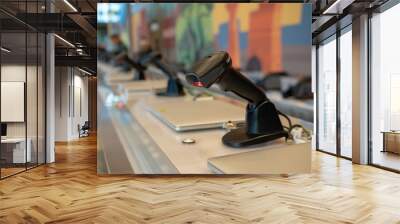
(55, 67), (74, 141)
(352, 14), (369, 164)
(46, 33), (55, 163)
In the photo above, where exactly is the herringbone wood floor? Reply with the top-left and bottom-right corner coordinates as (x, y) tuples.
(1, 135), (400, 224)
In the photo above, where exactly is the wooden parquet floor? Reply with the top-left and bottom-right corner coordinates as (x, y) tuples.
(1, 135), (400, 224)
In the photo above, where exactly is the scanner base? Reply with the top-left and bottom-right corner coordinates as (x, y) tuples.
(155, 78), (184, 97)
(222, 127), (288, 148)
(155, 91), (184, 97)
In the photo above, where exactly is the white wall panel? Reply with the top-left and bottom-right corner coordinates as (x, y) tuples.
(1, 82), (25, 122)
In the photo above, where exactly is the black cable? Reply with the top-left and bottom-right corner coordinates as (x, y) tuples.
(277, 110), (312, 142)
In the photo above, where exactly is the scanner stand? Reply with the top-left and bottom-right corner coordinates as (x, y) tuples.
(222, 101), (288, 148)
(155, 78), (184, 97)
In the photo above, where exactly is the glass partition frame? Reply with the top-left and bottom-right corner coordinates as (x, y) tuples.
(0, 0), (47, 180)
(315, 25), (353, 160)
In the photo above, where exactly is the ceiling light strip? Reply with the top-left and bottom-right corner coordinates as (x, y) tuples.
(323, 0), (355, 15)
(323, 0), (342, 14)
(1, 47), (11, 53)
(63, 0), (78, 12)
(54, 34), (75, 48)
(78, 67), (93, 76)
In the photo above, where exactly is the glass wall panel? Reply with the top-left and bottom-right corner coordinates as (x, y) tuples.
(371, 3), (400, 171)
(339, 29), (352, 158)
(0, 0), (46, 179)
(317, 36), (337, 154)
(0, 8), (28, 177)
(26, 0), (41, 169)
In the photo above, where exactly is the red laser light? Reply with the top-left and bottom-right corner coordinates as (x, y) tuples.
(192, 81), (204, 87)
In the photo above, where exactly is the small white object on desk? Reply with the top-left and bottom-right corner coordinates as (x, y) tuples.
(182, 138), (196, 144)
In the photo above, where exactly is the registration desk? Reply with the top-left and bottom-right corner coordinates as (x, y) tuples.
(98, 64), (312, 175)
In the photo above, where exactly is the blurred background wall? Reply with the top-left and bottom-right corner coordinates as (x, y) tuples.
(98, 3), (311, 77)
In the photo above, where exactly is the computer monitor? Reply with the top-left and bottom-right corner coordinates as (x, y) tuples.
(1, 123), (7, 137)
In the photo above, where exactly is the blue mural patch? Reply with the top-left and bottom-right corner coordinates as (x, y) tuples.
(281, 5), (312, 45)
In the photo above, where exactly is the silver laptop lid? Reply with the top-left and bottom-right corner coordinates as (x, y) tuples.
(147, 99), (245, 131)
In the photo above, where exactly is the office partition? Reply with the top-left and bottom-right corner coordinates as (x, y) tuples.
(0, 0), (47, 179)
(0, 29), (28, 177)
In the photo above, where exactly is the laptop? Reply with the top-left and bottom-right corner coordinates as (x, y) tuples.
(118, 80), (167, 92)
(105, 71), (135, 83)
(207, 143), (311, 174)
(146, 99), (245, 131)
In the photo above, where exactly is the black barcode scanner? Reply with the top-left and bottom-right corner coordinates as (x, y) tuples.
(186, 51), (288, 148)
(117, 52), (184, 96)
(139, 51), (184, 97)
(115, 53), (146, 80)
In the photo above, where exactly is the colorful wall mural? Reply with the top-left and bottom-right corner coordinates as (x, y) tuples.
(105, 3), (311, 76)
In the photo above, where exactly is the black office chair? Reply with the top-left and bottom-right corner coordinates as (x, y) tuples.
(79, 121), (90, 138)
